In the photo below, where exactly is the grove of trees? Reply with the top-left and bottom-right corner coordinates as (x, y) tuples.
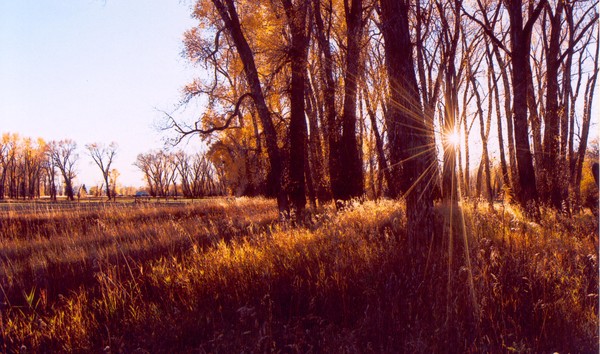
(0, 134), (80, 201)
(167, 0), (598, 224)
(2, 0), (598, 222)
(134, 149), (226, 198)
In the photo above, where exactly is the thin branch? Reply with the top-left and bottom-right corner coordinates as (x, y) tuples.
(164, 92), (252, 145)
(463, 2), (510, 55)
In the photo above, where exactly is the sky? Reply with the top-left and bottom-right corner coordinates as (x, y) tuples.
(0, 0), (203, 188)
(0, 1), (598, 189)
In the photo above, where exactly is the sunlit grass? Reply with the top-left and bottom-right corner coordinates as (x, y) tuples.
(0, 198), (597, 352)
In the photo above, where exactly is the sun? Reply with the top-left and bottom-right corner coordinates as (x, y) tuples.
(445, 130), (461, 149)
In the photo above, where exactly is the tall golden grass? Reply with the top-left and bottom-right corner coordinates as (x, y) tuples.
(0, 198), (597, 352)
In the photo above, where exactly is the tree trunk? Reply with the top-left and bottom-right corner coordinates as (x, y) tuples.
(438, 0), (462, 204)
(212, 0), (288, 214)
(461, 83), (472, 198)
(339, 0), (365, 201)
(104, 175), (111, 201)
(305, 70), (329, 204)
(486, 40), (510, 189)
(475, 72), (493, 207)
(494, 48), (519, 190)
(314, 0), (342, 202)
(380, 0), (435, 247)
(64, 174), (74, 201)
(364, 89), (395, 197)
(541, 2), (564, 209)
(506, 0), (545, 213)
(282, 0), (309, 215)
(574, 32), (599, 204)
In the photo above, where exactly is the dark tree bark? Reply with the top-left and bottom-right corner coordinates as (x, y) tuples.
(313, 0), (342, 202)
(506, 0), (546, 213)
(438, 0), (462, 203)
(282, 0), (310, 215)
(541, 1), (564, 209)
(380, 0), (435, 246)
(338, 0), (366, 201)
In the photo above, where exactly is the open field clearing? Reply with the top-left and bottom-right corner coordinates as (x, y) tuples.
(0, 198), (597, 353)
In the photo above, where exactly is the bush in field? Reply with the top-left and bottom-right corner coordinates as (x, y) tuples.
(581, 155), (599, 212)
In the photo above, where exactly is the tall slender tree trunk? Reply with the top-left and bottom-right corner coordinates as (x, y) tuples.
(541, 2), (564, 209)
(438, 0), (462, 204)
(479, 71), (494, 207)
(339, 0), (365, 201)
(506, 0), (545, 213)
(363, 88), (395, 197)
(305, 70), (329, 204)
(460, 84), (472, 198)
(574, 30), (599, 204)
(494, 48), (519, 190)
(380, 0), (435, 247)
(486, 40), (510, 188)
(314, 0), (343, 203)
(282, 0), (310, 215)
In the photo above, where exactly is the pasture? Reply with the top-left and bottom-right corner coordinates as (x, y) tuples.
(0, 198), (597, 352)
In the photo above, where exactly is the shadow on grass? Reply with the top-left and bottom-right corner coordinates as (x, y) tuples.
(1, 200), (597, 353)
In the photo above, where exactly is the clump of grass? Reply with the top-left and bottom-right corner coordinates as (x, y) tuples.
(1, 198), (597, 353)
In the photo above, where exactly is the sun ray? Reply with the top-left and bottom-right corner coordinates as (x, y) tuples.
(444, 129), (461, 149)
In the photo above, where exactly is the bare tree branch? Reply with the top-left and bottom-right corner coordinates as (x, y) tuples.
(164, 92), (252, 145)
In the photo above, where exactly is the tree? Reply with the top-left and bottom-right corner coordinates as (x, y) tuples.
(437, 0), (464, 203)
(380, 0), (435, 246)
(134, 150), (178, 198)
(109, 169), (120, 198)
(572, 22), (599, 208)
(205, 0), (287, 213)
(505, 0), (546, 212)
(174, 151), (221, 197)
(338, 0), (367, 201)
(468, 0), (546, 214)
(86, 142), (118, 201)
(281, 0), (310, 214)
(313, 0), (340, 202)
(49, 139), (78, 201)
(0, 133), (18, 199)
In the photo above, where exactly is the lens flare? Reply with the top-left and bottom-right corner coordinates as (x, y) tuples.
(446, 130), (461, 148)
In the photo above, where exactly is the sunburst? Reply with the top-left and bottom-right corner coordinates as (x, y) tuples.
(445, 129), (461, 149)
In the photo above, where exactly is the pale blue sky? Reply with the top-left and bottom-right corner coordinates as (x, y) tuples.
(0, 0), (202, 187)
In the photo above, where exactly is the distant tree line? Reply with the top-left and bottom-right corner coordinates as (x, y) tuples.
(0, 133), (226, 200)
(0, 134), (79, 201)
(134, 150), (226, 198)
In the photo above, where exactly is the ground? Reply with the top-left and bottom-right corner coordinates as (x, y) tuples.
(0, 197), (597, 353)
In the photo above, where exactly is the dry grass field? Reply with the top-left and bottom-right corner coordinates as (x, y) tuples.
(0, 198), (597, 353)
